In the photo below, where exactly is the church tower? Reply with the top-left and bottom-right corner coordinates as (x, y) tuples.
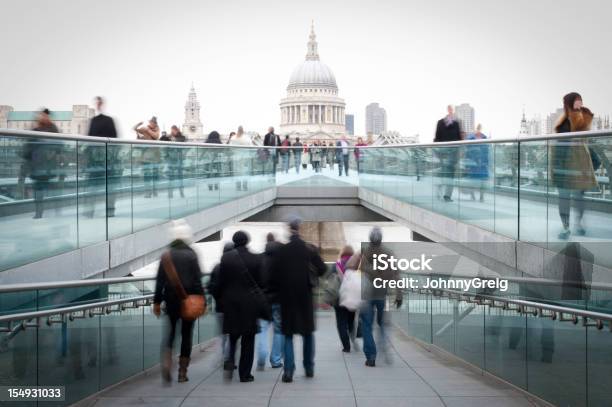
(519, 108), (528, 137)
(182, 84), (203, 140)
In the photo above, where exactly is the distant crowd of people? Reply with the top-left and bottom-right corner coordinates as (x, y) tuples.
(20, 91), (602, 239)
(153, 218), (401, 384)
(262, 127), (369, 176)
(132, 117), (369, 181)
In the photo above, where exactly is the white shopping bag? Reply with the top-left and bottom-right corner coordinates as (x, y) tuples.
(339, 269), (364, 311)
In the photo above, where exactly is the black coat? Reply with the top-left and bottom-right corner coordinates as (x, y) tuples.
(88, 114), (117, 138)
(207, 263), (223, 313)
(434, 118), (462, 142)
(264, 132), (281, 146)
(154, 242), (204, 317)
(23, 137), (60, 181)
(261, 241), (282, 303)
(270, 235), (326, 335)
(218, 247), (263, 335)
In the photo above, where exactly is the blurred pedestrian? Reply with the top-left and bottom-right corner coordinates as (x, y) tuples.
(354, 136), (367, 172)
(205, 131), (222, 191)
(551, 92), (598, 239)
(264, 126), (281, 171)
(336, 135), (350, 176)
(32, 108), (59, 134)
(87, 97), (118, 217)
(171, 125), (186, 142)
(229, 126), (251, 191)
(327, 141), (335, 172)
(88, 97), (117, 139)
(465, 124), (490, 202)
(434, 105), (462, 202)
(301, 145), (310, 171)
(153, 220), (204, 383)
(167, 125), (186, 198)
(320, 140), (327, 170)
(207, 241), (235, 364)
(134, 117), (161, 198)
(256, 233), (284, 370)
(311, 141), (322, 172)
(25, 108), (59, 219)
(218, 231), (262, 382)
(280, 135), (291, 173)
(270, 217), (327, 382)
(293, 137), (303, 174)
(333, 245), (359, 353)
(350, 227), (402, 367)
(134, 117), (160, 140)
(206, 131), (221, 144)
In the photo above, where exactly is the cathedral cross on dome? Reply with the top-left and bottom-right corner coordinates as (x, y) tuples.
(306, 21), (319, 61)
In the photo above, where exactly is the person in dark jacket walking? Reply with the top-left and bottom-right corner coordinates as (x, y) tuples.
(269, 217), (327, 383)
(204, 131), (222, 191)
(84, 96), (119, 218)
(207, 242), (234, 364)
(434, 105), (462, 202)
(256, 233), (284, 370)
(88, 97), (118, 139)
(153, 220), (204, 383)
(206, 131), (222, 144)
(263, 126), (281, 171)
(218, 231), (263, 382)
(336, 136), (350, 176)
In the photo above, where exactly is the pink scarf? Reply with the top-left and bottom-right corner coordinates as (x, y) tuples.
(336, 255), (352, 274)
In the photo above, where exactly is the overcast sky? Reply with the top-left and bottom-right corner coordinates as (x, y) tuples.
(1, 0), (611, 141)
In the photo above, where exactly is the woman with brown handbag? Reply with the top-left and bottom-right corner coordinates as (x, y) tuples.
(153, 220), (205, 383)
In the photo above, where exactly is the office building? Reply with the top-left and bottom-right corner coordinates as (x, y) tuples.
(365, 103), (387, 135)
(345, 114), (354, 135)
(454, 103), (475, 134)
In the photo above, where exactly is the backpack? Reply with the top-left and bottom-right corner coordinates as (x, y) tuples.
(322, 264), (342, 305)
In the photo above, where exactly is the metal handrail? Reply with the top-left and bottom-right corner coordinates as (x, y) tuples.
(411, 286), (612, 330)
(2, 274), (610, 334)
(406, 272), (612, 293)
(0, 275), (156, 294)
(359, 129), (612, 147)
(0, 294), (155, 327)
(2, 128), (611, 149)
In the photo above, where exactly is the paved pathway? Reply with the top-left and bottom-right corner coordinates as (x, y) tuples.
(78, 313), (546, 407)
